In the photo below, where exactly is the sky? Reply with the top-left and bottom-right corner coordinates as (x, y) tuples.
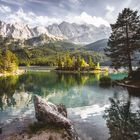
(0, 0), (140, 27)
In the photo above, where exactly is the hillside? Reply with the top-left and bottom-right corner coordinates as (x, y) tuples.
(84, 39), (108, 51)
(83, 39), (111, 65)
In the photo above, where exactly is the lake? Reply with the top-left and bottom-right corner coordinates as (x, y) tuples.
(0, 71), (140, 140)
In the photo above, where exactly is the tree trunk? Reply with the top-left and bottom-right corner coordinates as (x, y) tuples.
(128, 53), (133, 74)
(126, 23), (133, 74)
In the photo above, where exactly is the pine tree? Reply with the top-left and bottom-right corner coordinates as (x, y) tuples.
(57, 56), (63, 69)
(64, 52), (73, 69)
(88, 56), (94, 68)
(76, 55), (82, 69)
(105, 8), (140, 73)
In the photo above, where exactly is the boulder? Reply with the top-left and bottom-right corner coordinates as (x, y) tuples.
(57, 104), (67, 117)
(33, 95), (71, 128)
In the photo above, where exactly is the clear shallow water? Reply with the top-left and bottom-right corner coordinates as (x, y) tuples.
(0, 71), (140, 140)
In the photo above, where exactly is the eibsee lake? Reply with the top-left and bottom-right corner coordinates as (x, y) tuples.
(0, 71), (140, 140)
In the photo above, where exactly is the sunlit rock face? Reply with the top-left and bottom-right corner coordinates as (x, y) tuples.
(0, 21), (33, 39)
(0, 20), (111, 44)
(48, 22), (111, 44)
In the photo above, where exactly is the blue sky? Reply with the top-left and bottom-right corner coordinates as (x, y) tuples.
(0, 0), (140, 27)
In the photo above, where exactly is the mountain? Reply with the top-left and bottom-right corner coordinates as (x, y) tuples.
(48, 22), (111, 44)
(83, 39), (111, 65)
(0, 21), (33, 39)
(84, 39), (108, 51)
(84, 39), (140, 66)
(0, 20), (111, 44)
(26, 34), (66, 46)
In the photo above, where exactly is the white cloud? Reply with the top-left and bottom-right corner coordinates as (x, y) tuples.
(1, 0), (24, 6)
(106, 5), (115, 13)
(0, 5), (11, 13)
(66, 12), (110, 27)
(68, 0), (83, 4)
(4, 8), (61, 27)
(105, 5), (115, 23)
(2, 8), (109, 27)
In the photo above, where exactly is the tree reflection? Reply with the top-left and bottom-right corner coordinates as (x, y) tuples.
(0, 76), (18, 110)
(104, 95), (140, 140)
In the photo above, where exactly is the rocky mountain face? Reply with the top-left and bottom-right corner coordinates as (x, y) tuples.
(0, 20), (111, 44)
(0, 21), (33, 39)
(48, 22), (111, 44)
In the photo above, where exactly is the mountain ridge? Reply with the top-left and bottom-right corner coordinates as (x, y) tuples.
(0, 20), (111, 44)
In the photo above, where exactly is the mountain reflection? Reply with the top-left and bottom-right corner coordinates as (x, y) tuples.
(0, 72), (107, 110)
(0, 76), (31, 111)
(104, 93), (140, 140)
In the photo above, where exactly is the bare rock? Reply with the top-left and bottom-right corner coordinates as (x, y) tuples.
(33, 95), (71, 128)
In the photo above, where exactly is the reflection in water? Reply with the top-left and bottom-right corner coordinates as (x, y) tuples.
(0, 71), (136, 140)
(0, 76), (18, 110)
(0, 76), (32, 111)
(104, 94), (140, 140)
(0, 72), (105, 110)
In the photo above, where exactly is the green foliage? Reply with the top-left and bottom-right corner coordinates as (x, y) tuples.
(88, 56), (95, 68)
(104, 97), (140, 140)
(57, 56), (63, 68)
(76, 55), (82, 69)
(95, 62), (100, 70)
(0, 35), (103, 68)
(64, 52), (73, 68)
(0, 50), (18, 73)
(105, 8), (140, 73)
(56, 53), (96, 71)
(99, 76), (111, 86)
(81, 58), (88, 67)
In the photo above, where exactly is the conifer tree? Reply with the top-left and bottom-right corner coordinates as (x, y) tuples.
(88, 56), (94, 68)
(105, 8), (140, 73)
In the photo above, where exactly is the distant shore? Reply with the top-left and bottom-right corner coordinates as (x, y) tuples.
(19, 66), (128, 74)
(55, 67), (128, 74)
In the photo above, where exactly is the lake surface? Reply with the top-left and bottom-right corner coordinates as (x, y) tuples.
(0, 71), (140, 140)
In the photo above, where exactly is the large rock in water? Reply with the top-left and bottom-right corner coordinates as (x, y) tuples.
(33, 95), (71, 128)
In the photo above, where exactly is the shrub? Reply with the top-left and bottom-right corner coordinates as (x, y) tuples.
(99, 76), (112, 87)
(0, 50), (18, 73)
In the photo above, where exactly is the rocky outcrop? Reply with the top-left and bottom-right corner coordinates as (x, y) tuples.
(0, 95), (79, 140)
(34, 95), (71, 128)
(34, 95), (79, 140)
(33, 95), (79, 140)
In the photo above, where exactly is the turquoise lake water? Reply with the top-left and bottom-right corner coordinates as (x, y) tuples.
(0, 71), (139, 140)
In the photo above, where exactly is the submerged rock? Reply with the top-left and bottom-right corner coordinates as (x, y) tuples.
(34, 95), (71, 128)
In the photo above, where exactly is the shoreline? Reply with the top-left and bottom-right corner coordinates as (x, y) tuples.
(0, 117), (74, 140)
(114, 80), (140, 89)
(0, 69), (25, 77)
(54, 68), (127, 74)
(18, 66), (128, 74)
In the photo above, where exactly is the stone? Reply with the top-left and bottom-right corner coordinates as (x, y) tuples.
(33, 95), (72, 128)
(57, 104), (67, 117)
